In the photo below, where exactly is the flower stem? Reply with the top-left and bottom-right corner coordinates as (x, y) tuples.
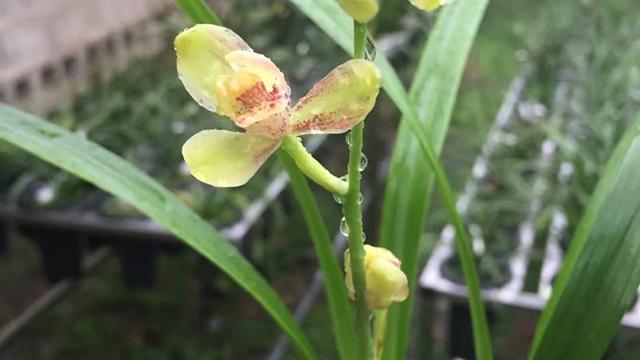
(281, 135), (348, 196)
(343, 20), (372, 360)
(372, 309), (388, 360)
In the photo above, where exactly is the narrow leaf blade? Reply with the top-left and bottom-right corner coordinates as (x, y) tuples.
(279, 151), (359, 360)
(529, 115), (640, 360)
(0, 105), (317, 360)
(173, 0), (222, 25)
(379, 1), (490, 359)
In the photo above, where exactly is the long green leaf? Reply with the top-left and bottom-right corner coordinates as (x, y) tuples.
(379, 2), (490, 359)
(283, 0), (491, 358)
(173, 0), (222, 25)
(279, 151), (359, 360)
(0, 105), (317, 360)
(528, 115), (640, 360)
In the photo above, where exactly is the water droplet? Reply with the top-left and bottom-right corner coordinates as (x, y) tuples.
(357, 193), (364, 204)
(365, 35), (377, 61)
(340, 174), (348, 181)
(340, 217), (349, 236)
(333, 193), (345, 204)
(359, 154), (368, 171)
(346, 133), (352, 146)
(362, 232), (367, 242)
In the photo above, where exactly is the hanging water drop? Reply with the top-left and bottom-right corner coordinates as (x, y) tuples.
(365, 35), (377, 61)
(357, 192), (364, 204)
(346, 132), (352, 146)
(359, 154), (368, 171)
(362, 232), (367, 242)
(333, 193), (346, 204)
(340, 217), (349, 236)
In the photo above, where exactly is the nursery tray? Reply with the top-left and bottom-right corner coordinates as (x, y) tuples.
(419, 70), (640, 330)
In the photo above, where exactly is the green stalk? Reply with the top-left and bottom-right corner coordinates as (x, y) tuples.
(281, 135), (348, 196)
(373, 309), (388, 360)
(279, 150), (359, 360)
(402, 115), (493, 360)
(343, 20), (372, 360)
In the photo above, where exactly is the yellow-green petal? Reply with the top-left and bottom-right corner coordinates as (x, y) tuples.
(345, 245), (409, 310)
(175, 24), (251, 113)
(335, 0), (379, 24)
(182, 130), (280, 187)
(409, 0), (457, 12)
(290, 59), (381, 136)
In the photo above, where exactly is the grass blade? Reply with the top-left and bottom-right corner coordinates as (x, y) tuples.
(173, 0), (222, 25)
(528, 115), (640, 360)
(378, 1), (490, 359)
(279, 151), (359, 360)
(0, 105), (318, 360)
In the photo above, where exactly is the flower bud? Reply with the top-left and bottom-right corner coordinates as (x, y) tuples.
(345, 245), (409, 309)
(335, 0), (379, 24)
(409, 0), (457, 12)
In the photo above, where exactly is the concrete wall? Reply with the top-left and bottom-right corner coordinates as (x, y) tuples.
(0, 0), (173, 112)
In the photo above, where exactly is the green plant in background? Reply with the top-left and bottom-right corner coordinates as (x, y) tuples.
(2, 0), (640, 359)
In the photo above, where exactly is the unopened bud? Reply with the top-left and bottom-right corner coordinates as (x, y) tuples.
(335, 0), (379, 24)
(345, 245), (409, 309)
(409, 0), (457, 12)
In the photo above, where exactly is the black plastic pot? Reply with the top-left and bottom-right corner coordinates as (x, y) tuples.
(448, 302), (497, 360)
(0, 220), (8, 260)
(441, 254), (512, 290)
(113, 241), (158, 290)
(20, 225), (84, 282)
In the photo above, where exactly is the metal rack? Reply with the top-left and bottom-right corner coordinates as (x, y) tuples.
(419, 67), (640, 332)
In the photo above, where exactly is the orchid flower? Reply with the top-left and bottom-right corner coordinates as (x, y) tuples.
(175, 25), (381, 195)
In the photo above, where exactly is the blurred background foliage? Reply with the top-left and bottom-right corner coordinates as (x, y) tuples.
(0, 0), (638, 358)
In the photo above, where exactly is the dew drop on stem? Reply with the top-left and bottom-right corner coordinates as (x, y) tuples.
(346, 132), (352, 147)
(333, 193), (346, 204)
(340, 217), (349, 236)
(359, 154), (368, 171)
(365, 35), (376, 61)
